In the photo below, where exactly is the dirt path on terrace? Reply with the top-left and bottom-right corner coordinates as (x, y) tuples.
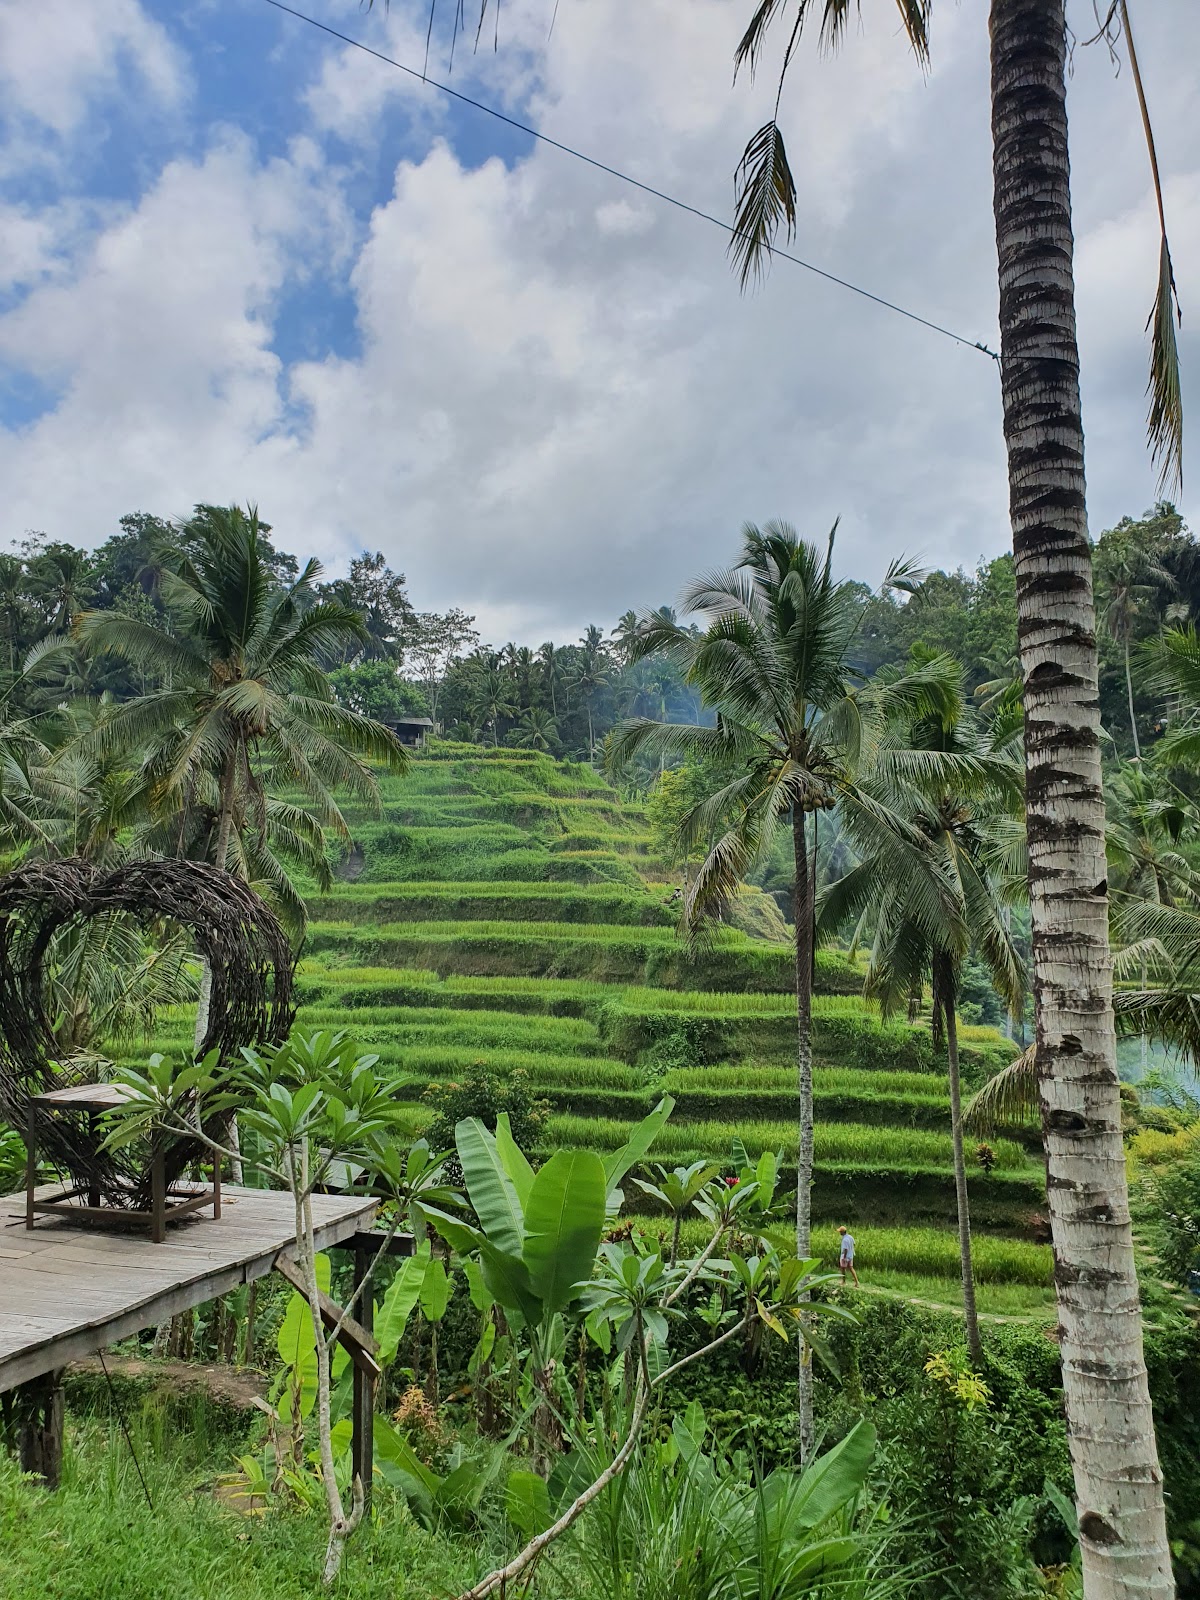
(69, 1354), (267, 1409)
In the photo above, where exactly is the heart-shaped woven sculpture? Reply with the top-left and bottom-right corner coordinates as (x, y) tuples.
(0, 858), (296, 1209)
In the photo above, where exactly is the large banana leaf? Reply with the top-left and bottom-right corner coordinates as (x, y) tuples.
(275, 1252), (330, 1421)
(783, 1417), (876, 1531)
(478, 1239), (541, 1325)
(521, 1150), (607, 1316)
(419, 1256), (452, 1322)
(376, 1241), (431, 1364)
(603, 1095), (675, 1190)
(495, 1111), (535, 1207)
(457, 1118), (525, 1257)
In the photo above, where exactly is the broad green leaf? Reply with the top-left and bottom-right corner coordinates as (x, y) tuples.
(376, 1242), (431, 1364)
(419, 1257), (452, 1323)
(789, 1419), (876, 1530)
(423, 1204), (485, 1259)
(439, 1457), (494, 1516)
(585, 1308), (612, 1353)
(779, 1536), (858, 1582)
(495, 1112), (535, 1207)
(506, 1469), (552, 1539)
(603, 1096), (674, 1189)
(478, 1240), (540, 1323)
(456, 1118), (525, 1257)
(463, 1257), (494, 1313)
(522, 1150), (606, 1317)
(275, 1252), (330, 1365)
(275, 1253), (329, 1421)
(372, 1415), (440, 1495)
(373, 1416), (438, 1523)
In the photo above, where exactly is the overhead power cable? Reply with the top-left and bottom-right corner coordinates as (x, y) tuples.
(263, 0), (1000, 362)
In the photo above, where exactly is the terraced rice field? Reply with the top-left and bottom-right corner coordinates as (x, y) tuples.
(125, 743), (1052, 1314)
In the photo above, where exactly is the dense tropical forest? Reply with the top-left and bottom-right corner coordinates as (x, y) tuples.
(0, 499), (1197, 1600)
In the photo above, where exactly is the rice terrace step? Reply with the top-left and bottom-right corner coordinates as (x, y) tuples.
(126, 748), (1051, 1314)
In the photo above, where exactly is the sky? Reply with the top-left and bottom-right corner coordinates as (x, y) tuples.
(1, 0), (1197, 645)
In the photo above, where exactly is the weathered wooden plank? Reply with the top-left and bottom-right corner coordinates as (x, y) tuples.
(0, 1186), (376, 1393)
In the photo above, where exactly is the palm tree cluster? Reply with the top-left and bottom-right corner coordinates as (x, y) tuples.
(614, 513), (1200, 1467)
(436, 616), (702, 761)
(0, 504), (408, 1052)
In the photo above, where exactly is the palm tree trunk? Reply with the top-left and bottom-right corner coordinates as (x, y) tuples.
(1125, 631), (1142, 760)
(990, 4), (1172, 1592)
(214, 740), (238, 871)
(202, 736), (243, 1179)
(940, 969), (981, 1365)
(791, 805), (815, 1459)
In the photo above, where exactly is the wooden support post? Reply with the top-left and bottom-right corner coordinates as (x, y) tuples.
(151, 1141), (166, 1245)
(14, 1370), (65, 1488)
(351, 1241), (375, 1513)
(24, 1101), (36, 1231)
(87, 1111), (100, 1210)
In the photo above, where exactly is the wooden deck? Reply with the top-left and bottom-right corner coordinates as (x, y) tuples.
(0, 1184), (377, 1392)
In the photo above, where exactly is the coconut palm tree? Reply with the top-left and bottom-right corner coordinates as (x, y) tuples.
(819, 652), (1025, 1363)
(1096, 540), (1175, 758)
(572, 625), (611, 758)
(537, 641), (563, 716)
(515, 707), (558, 752)
(76, 504), (407, 892)
(728, 3), (1180, 1582)
(468, 653), (517, 746)
(610, 519), (921, 1454)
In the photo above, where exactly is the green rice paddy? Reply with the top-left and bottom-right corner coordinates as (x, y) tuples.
(136, 747), (1047, 1304)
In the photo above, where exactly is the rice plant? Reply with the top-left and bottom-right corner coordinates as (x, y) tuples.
(544, 1115), (1031, 1172)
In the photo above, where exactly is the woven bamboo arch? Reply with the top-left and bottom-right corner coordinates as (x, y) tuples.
(0, 857), (296, 1209)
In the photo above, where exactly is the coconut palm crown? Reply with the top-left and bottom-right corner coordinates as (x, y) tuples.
(75, 504), (407, 928)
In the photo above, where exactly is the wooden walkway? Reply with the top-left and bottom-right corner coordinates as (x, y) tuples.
(0, 1184), (376, 1392)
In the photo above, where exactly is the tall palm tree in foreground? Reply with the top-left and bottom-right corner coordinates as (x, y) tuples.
(77, 505), (407, 913)
(611, 520), (918, 1454)
(728, 1), (1180, 1586)
(820, 653), (1025, 1363)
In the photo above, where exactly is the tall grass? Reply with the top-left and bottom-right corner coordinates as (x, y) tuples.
(649, 1217), (1052, 1285)
(661, 1065), (948, 1098)
(305, 883), (674, 927)
(545, 1115), (1030, 1171)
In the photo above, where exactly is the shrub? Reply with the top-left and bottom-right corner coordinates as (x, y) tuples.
(422, 1062), (549, 1170)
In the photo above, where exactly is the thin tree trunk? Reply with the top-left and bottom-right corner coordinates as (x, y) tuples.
(941, 973), (982, 1365)
(1125, 632), (1141, 760)
(990, 4), (1173, 1592)
(791, 805), (814, 1458)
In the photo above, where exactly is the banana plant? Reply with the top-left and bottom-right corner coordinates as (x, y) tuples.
(421, 1099), (674, 1464)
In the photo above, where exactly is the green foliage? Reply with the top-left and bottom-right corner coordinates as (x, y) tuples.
(422, 1062), (549, 1167)
(572, 1407), (890, 1600)
(0, 1421), (477, 1600)
(327, 659), (430, 721)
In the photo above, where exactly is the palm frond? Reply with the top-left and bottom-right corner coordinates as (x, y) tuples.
(1117, 0), (1183, 495)
(733, 0), (797, 80)
(730, 120), (796, 289)
(963, 1046), (1038, 1136)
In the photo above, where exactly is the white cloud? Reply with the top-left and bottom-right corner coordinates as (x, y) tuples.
(0, 0), (185, 135)
(0, 0), (1197, 639)
(0, 133), (349, 532)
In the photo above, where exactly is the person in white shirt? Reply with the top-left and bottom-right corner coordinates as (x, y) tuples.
(837, 1225), (859, 1287)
